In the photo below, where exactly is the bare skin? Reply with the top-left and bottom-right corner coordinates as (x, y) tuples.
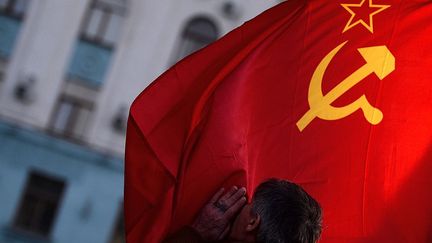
(228, 203), (260, 242)
(191, 186), (247, 241)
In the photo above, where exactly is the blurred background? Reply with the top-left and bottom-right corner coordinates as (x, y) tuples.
(0, 0), (282, 242)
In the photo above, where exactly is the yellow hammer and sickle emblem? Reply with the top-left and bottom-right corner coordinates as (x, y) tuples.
(297, 41), (395, 132)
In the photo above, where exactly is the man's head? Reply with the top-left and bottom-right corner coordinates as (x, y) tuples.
(230, 179), (322, 243)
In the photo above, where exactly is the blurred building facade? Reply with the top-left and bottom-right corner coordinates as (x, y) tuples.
(0, 0), (280, 242)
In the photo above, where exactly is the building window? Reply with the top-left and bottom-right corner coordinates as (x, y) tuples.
(0, 68), (4, 83)
(67, 0), (128, 87)
(80, 0), (127, 49)
(0, 0), (29, 19)
(0, 0), (29, 58)
(172, 17), (219, 63)
(110, 205), (125, 243)
(0, 58), (6, 83)
(13, 171), (66, 237)
(50, 96), (93, 141)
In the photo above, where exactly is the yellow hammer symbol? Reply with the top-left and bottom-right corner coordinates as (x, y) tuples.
(297, 41), (395, 132)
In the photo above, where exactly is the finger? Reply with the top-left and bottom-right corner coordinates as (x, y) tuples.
(218, 225), (231, 240)
(209, 188), (225, 204)
(224, 187), (246, 207)
(218, 186), (238, 203)
(224, 196), (247, 219)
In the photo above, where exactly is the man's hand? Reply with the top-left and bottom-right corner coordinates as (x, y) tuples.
(191, 186), (247, 241)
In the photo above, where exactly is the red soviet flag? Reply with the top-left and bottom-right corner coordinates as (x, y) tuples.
(125, 0), (432, 242)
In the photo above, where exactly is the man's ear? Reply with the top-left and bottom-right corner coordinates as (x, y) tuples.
(246, 213), (260, 232)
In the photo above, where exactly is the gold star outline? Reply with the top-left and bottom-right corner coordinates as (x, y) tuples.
(341, 0), (390, 33)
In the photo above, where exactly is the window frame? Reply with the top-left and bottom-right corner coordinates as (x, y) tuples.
(109, 202), (125, 243)
(170, 16), (219, 65)
(79, 0), (127, 50)
(12, 171), (66, 239)
(0, 0), (28, 20)
(0, 58), (6, 83)
(48, 95), (94, 142)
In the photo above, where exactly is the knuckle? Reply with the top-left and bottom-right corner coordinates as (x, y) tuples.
(225, 209), (235, 217)
(215, 219), (224, 226)
(224, 198), (233, 204)
(214, 215), (222, 221)
(216, 215), (225, 222)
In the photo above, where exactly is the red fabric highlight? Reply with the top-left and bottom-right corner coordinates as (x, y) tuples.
(125, 1), (432, 242)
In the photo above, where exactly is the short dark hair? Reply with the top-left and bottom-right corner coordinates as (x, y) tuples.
(252, 179), (322, 243)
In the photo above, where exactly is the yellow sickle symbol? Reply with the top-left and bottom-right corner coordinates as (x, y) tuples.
(297, 41), (395, 132)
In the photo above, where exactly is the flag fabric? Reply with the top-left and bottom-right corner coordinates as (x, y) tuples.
(125, 0), (432, 242)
